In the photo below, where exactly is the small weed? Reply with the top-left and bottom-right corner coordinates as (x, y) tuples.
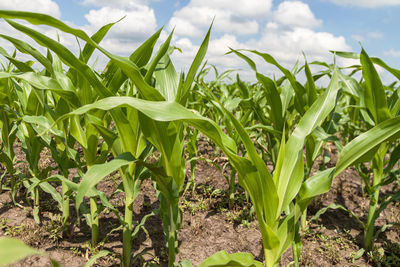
(0, 218), (26, 237)
(223, 207), (254, 227)
(180, 198), (207, 215)
(70, 242), (101, 260)
(367, 242), (400, 266)
(42, 212), (63, 242)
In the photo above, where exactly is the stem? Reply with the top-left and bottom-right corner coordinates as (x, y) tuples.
(122, 198), (133, 267)
(121, 171), (138, 267)
(264, 248), (278, 267)
(364, 188), (380, 251)
(33, 187), (40, 224)
(10, 173), (15, 194)
(90, 196), (99, 248)
(300, 208), (308, 231)
(168, 231), (175, 267)
(228, 168), (236, 209)
(168, 203), (176, 267)
(363, 144), (386, 251)
(190, 167), (196, 195)
(61, 181), (70, 235)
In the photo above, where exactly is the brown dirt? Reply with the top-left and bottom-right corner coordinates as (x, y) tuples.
(0, 140), (399, 266)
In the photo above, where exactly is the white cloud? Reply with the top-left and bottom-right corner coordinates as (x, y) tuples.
(76, 1), (159, 60)
(367, 32), (384, 39)
(81, 0), (148, 8)
(170, 1), (350, 81)
(256, 26), (350, 62)
(168, 0), (271, 37)
(0, 0), (68, 59)
(325, 0), (400, 8)
(188, 0), (272, 17)
(352, 31), (384, 42)
(0, 0), (157, 71)
(274, 1), (322, 29)
(384, 49), (400, 57)
(172, 26), (350, 81)
(0, 0), (61, 18)
(351, 34), (364, 42)
(83, 5), (156, 41)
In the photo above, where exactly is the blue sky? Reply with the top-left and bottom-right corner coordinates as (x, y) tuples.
(1, 0), (400, 82)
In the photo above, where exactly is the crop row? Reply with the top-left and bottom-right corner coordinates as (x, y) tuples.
(0, 10), (399, 267)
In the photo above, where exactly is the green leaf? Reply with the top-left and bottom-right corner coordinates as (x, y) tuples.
(277, 66), (340, 213)
(83, 250), (110, 267)
(178, 22), (212, 104)
(335, 116), (400, 176)
(50, 258), (61, 267)
(360, 48), (391, 123)
(0, 151), (14, 174)
(56, 96), (236, 154)
(129, 27), (162, 68)
(256, 72), (283, 131)
(353, 248), (365, 260)
(144, 30), (174, 84)
(298, 168), (334, 201)
(27, 177), (63, 207)
(0, 237), (42, 266)
(22, 115), (64, 138)
(0, 12), (164, 101)
(154, 50), (179, 101)
(0, 46), (33, 72)
(311, 203), (365, 229)
(0, 72), (80, 107)
(0, 34), (53, 73)
(248, 50), (306, 114)
(304, 60), (317, 106)
(81, 21), (118, 63)
(227, 48), (257, 72)
(69, 115), (87, 149)
(75, 153), (136, 213)
(198, 251), (263, 267)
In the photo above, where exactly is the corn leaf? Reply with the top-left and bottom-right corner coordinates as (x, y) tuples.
(360, 48), (391, 123)
(198, 250), (263, 267)
(276, 66), (339, 213)
(75, 152), (135, 213)
(0, 237), (42, 266)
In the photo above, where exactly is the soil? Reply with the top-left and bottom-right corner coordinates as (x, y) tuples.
(0, 140), (399, 266)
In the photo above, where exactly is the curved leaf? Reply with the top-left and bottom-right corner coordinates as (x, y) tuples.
(198, 251), (263, 267)
(75, 152), (135, 213)
(0, 237), (42, 266)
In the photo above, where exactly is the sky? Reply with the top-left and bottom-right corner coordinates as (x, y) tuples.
(1, 0), (400, 82)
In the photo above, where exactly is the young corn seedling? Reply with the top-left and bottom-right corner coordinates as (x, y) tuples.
(57, 67), (400, 267)
(198, 49), (400, 266)
(0, 11), (157, 266)
(317, 48), (400, 252)
(0, 27), (117, 236)
(0, 69), (62, 224)
(0, 53), (19, 194)
(0, 10), (213, 266)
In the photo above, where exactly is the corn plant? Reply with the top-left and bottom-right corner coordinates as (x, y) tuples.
(3, 8), (400, 267)
(0, 50), (20, 194)
(193, 49), (400, 265)
(51, 64), (400, 267)
(0, 23), (121, 236)
(312, 48), (400, 252)
(0, 11), (156, 266)
(0, 10), (216, 266)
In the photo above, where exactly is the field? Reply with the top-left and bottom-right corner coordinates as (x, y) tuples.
(0, 10), (400, 267)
